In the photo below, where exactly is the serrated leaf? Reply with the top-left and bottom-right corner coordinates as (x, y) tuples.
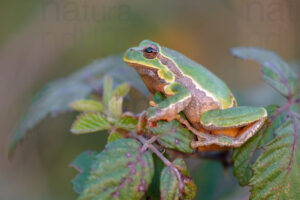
(249, 119), (300, 200)
(115, 116), (138, 131)
(112, 83), (131, 98)
(9, 55), (148, 156)
(231, 47), (298, 97)
(152, 120), (194, 154)
(146, 154), (165, 200)
(232, 105), (285, 186)
(71, 100), (104, 112)
(108, 96), (123, 119)
(160, 158), (196, 200)
(71, 112), (110, 134)
(70, 151), (98, 194)
(107, 132), (122, 143)
(78, 139), (154, 200)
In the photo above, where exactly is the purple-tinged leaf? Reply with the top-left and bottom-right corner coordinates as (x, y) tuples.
(231, 47), (298, 98)
(233, 105), (285, 186)
(160, 158), (196, 200)
(249, 118), (300, 200)
(151, 120), (194, 154)
(78, 139), (154, 200)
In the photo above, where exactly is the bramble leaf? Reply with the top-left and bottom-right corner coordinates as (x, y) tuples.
(231, 47), (298, 97)
(107, 132), (122, 143)
(71, 112), (110, 134)
(71, 100), (104, 112)
(146, 154), (165, 199)
(152, 120), (194, 154)
(232, 105), (285, 186)
(9, 55), (148, 155)
(160, 158), (196, 200)
(70, 151), (98, 194)
(108, 96), (123, 119)
(78, 139), (154, 200)
(112, 83), (131, 98)
(249, 119), (300, 200)
(115, 116), (138, 131)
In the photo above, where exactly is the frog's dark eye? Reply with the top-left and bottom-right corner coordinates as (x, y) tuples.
(143, 45), (158, 59)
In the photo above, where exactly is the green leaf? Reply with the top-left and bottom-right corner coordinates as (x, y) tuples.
(107, 132), (122, 143)
(249, 119), (300, 200)
(146, 154), (165, 200)
(153, 92), (166, 104)
(71, 112), (110, 134)
(78, 139), (154, 200)
(70, 100), (104, 112)
(103, 76), (113, 107)
(151, 120), (194, 154)
(112, 83), (131, 98)
(70, 151), (98, 194)
(115, 116), (138, 131)
(108, 96), (123, 119)
(160, 158), (196, 200)
(232, 133), (261, 186)
(9, 80), (92, 156)
(9, 55), (148, 156)
(232, 105), (285, 186)
(231, 47), (298, 97)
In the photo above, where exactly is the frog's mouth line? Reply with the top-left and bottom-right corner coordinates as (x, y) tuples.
(123, 57), (160, 71)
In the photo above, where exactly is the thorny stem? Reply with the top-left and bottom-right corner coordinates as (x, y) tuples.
(132, 132), (185, 194)
(287, 114), (299, 172)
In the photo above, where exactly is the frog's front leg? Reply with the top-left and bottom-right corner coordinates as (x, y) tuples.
(147, 82), (192, 128)
(191, 106), (268, 148)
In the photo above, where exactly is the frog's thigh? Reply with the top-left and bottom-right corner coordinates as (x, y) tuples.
(200, 106), (267, 130)
(195, 106), (268, 148)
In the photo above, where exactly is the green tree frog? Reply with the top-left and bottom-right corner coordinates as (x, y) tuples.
(123, 40), (267, 151)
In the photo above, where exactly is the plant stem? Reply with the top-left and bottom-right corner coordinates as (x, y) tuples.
(132, 132), (185, 193)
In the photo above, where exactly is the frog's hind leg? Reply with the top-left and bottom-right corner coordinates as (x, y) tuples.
(191, 117), (266, 148)
(191, 106), (268, 148)
(175, 114), (214, 140)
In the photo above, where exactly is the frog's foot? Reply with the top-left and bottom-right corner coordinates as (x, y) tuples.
(149, 100), (158, 107)
(137, 111), (147, 134)
(175, 114), (213, 140)
(191, 117), (266, 148)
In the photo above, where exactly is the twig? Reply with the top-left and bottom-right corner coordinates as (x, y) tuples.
(132, 132), (185, 194)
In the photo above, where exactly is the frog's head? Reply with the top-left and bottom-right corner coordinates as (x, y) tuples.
(123, 40), (174, 93)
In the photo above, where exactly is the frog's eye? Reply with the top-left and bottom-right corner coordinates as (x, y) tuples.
(143, 45), (158, 59)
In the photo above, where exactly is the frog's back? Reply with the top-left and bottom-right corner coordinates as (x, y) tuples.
(162, 47), (235, 109)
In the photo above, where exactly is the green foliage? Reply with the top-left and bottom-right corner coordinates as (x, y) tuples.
(232, 105), (285, 186)
(10, 47), (300, 200)
(231, 47), (298, 98)
(8, 55), (147, 156)
(249, 120), (300, 200)
(107, 132), (122, 143)
(71, 112), (110, 134)
(70, 151), (98, 194)
(71, 100), (104, 112)
(78, 139), (154, 200)
(232, 47), (300, 199)
(160, 158), (196, 200)
(152, 120), (194, 154)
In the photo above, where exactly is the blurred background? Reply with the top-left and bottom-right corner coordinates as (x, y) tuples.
(1, 0), (299, 199)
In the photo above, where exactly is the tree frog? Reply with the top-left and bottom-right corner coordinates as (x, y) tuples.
(123, 40), (267, 151)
